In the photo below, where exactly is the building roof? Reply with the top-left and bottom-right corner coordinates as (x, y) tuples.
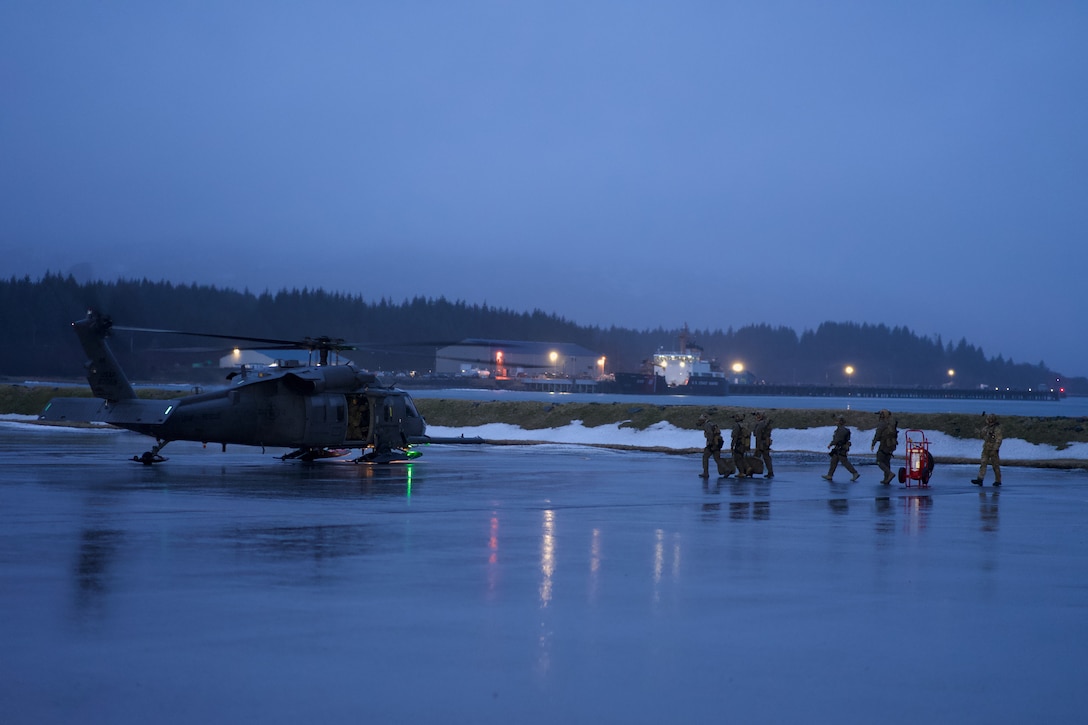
(439, 339), (599, 358)
(218, 349), (355, 368)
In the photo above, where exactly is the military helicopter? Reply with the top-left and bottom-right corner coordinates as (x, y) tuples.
(39, 311), (481, 465)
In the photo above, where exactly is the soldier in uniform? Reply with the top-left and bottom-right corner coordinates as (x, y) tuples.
(870, 409), (899, 485)
(730, 412), (753, 478)
(823, 416), (860, 481)
(697, 412), (733, 478)
(972, 413), (1003, 487)
(753, 411), (774, 479)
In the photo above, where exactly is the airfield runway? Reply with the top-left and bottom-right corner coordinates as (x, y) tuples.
(2, 423), (1086, 724)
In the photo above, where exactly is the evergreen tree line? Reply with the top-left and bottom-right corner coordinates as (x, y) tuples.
(1, 274), (1081, 393)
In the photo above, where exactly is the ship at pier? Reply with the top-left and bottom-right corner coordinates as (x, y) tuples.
(609, 325), (727, 396)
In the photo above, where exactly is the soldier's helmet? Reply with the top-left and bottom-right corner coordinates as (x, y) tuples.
(837, 415), (846, 424)
(987, 414), (998, 424)
(734, 413), (744, 422)
(697, 413), (708, 425)
(878, 409), (890, 419)
(755, 411), (765, 419)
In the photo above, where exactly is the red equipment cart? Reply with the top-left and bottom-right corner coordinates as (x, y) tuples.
(898, 429), (935, 487)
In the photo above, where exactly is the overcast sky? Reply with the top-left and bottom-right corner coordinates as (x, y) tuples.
(3, 2), (1086, 375)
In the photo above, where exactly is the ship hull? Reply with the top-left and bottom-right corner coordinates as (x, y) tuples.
(676, 373), (727, 396)
(607, 372), (668, 394)
(605, 372), (727, 396)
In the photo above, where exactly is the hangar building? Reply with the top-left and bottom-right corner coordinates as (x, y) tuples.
(436, 339), (605, 379)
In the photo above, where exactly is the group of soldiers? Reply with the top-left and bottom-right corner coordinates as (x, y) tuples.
(697, 409), (1005, 486)
(821, 409), (898, 483)
(697, 410), (774, 479)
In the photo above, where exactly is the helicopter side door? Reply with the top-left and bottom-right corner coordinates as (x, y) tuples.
(301, 393), (348, 447)
(345, 394), (370, 445)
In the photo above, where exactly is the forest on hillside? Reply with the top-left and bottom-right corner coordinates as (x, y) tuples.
(1, 274), (1081, 393)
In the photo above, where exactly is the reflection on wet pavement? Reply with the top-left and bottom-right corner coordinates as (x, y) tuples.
(2, 427), (1087, 724)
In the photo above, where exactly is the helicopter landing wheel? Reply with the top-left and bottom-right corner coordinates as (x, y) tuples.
(132, 439), (170, 465)
(355, 448), (420, 465)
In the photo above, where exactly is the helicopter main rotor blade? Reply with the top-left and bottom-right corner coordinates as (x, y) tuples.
(113, 326), (350, 351)
(110, 322), (533, 357)
(113, 326), (305, 347)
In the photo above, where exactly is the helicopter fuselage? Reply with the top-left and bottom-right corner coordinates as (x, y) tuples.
(181, 368), (426, 448)
(38, 312), (443, 463)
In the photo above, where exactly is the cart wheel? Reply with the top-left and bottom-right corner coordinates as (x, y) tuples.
(898, 467), (907, 484)
(921, 471), (930, 485)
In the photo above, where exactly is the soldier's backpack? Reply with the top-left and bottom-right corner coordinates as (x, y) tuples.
(743, 455), (765, 475)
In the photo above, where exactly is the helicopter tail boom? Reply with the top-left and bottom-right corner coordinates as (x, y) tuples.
(73, 311), (137, 402)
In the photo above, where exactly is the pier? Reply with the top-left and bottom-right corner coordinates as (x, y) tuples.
(519, 378), (1061, 401)
(726, 384), (1061, 401)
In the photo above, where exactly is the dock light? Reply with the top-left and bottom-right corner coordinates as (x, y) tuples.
(732, 362), (744, 373)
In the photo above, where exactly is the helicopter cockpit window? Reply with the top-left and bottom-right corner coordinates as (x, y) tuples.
(404, 398), (421, 418)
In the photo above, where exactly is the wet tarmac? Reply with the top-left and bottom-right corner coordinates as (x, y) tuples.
(2, 424), (1087, 724)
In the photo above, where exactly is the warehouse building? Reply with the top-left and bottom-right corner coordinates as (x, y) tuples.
(436, 339), (605, 379)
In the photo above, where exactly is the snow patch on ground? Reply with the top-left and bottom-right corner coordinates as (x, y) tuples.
(429, 421), (1088, 460)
